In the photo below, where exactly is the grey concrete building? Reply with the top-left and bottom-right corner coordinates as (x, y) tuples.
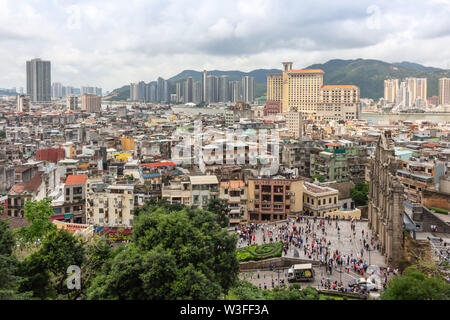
(26, 58), (51, 102)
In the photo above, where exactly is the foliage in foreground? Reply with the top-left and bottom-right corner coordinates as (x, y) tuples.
(227, 280), (321, 300)
(87, 202), (239, 299)
(381, 266), (450, 300)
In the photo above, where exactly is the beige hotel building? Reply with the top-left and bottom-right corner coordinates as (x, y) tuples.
(267, 62), (360, 121)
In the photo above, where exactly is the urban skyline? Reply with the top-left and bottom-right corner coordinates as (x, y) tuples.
(0, 0), (449, 306)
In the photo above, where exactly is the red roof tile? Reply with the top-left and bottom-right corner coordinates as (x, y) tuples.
(139, 162), (176, 169)
(65, 174), (88, 185)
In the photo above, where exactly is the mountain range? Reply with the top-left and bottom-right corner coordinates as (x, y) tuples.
(108, 59), (450, 101)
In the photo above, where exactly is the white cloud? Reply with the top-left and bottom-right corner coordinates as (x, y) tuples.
(0, 0), (450, 91)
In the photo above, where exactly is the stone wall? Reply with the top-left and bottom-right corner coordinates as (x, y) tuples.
(421, 207), (450, 234)
(240, 256), (319, 271)
(422, 189), (450, 212)
(358, 205), (368, 219)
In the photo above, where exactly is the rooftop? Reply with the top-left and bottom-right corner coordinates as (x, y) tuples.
(65, 174), (88, 185)
(288, 69), (324, 74)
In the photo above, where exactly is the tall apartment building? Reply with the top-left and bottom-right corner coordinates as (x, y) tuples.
(219, 75), (229, 102)
(184, 77), (193, 103)
(130, 83), (139, 101)
(241, 76), (254, 104)
(206, 75), (219, 103)
(439, 78), (450, 105)
(26, 58), (51, 102)
(317, 85), (360, 121)
(285, 111), (302, 138)
(202, 70), (207, 103)
(51, 82), (63, 98)
(175, 82), (182, 103)
(384, 79), (399, 104)
(17, 95), (30, 112)
(193, 81), (202, 104)
(408, 77), (427, 106)
(157, 77), (168, 102)
(230, 81), (241, 103)
(66, 95), (78, 110)
(81, 94), (101, 113)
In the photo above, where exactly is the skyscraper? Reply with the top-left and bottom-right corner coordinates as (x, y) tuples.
(202, 70), (207, 103)
(138, 81), (146, 101)
(184, 77), (193, 103)
(176, 82), (182, 103)
(157, 77), (168, 103)
(218, 75), (229, 103)
(241, 76), (254, 103)
(206, 75), (218, 103)
(26, 58), (51, 102)
(439, 78), (450, 105)
(51, 82), (63, 99)
(193, 81), (202, 104)
(149, 82), (157, 102)
(130, 83), (139, 101)
(384, 79), (399, 104)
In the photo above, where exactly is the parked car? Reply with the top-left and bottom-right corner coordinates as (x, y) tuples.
(348, 277), (366, 288)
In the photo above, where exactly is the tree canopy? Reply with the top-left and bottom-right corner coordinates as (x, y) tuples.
(18, 198), (57, 244)
(381, 266), (450, 300)
(87, 203), (239, 299)
(350, 182), (369, 206)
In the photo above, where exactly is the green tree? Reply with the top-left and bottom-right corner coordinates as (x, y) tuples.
(312, 174), (325, 183)
(227, 280), (320, 300)
(350, 182), (369, 206)
(88, 205), (239, 299)
(18, 198), (57, 244)
(207, 198), (230, 228)
(0, 218), (15, 256)
(18, 230), (85, 299)
(381, 266), (450, 300)
(0, 219), (33, 299)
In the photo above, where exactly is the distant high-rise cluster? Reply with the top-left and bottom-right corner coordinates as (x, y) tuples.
(130, 79), (167, 103)
(384, 77), (427, 108)
(130, 71), (254, 105)
(26, 58), (51, 102)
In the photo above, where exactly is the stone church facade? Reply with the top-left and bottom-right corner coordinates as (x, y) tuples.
(368, 131), (405, 266)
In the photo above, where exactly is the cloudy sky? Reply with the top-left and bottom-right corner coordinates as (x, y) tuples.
(1, 0), (450, 92)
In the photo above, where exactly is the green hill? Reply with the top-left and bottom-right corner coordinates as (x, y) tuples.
(306, 59), (450, 100)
